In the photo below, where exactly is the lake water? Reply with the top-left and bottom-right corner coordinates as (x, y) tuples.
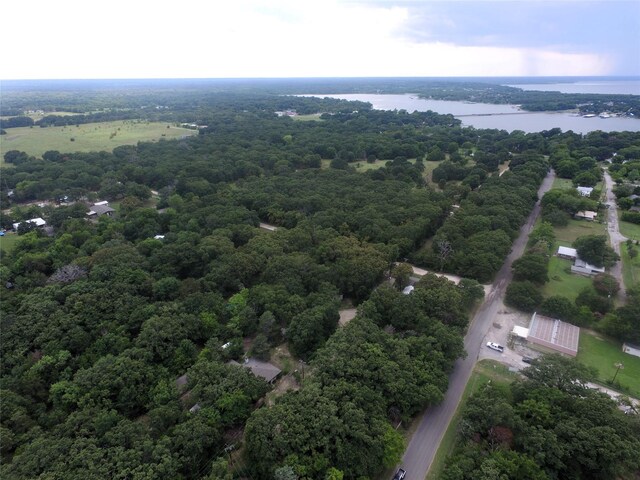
(505, 80), (640, 95)
(303, 92), (640, 134)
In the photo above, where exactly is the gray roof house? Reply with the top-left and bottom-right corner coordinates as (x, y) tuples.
(229, 358), (282, 384)
(87, 204), (115, 217)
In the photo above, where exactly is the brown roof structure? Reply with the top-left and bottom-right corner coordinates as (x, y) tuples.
(528, 312), (579, 357)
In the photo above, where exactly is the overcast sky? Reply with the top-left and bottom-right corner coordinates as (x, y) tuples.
(3, 0), (639, 79)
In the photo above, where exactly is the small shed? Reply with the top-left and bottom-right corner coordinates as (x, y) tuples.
(511, 326), (530, 339)
(622, 343), (640, 358)
(577, 186), (593, 197)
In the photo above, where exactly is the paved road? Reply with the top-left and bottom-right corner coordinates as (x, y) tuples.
(603, 170), (627, 301)
(398, 169), (556, 480)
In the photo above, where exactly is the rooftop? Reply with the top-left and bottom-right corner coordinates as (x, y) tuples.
(528, 312), (580, 357)
(229, 358), (282, 383)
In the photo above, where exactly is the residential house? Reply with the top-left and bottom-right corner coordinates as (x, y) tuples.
(571, 258), (605, 276)
(12, 217), (46, 231)
(574, 210), (597, 221)
(87, 202), (115, 217)
(229, 358), (282, 384)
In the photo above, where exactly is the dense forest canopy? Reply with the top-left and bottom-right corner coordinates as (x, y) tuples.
(1, 80), (640, 479)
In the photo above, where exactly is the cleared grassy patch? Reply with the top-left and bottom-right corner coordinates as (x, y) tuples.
(320, 158), (422, 173)
(554, 218), (607, 244)
(0, 232), (21, 254)
(426, 360), (519, 480)
(543, 254), (592, 301)
(1, 120), (197, 158)
(291, 113), (324, 121)
(577, 330), (640, 398)
(552, 177), (575, 189)
(423, 160), (442, 184)
(619, 241), (640, 291)
(618, 218), (640, 242)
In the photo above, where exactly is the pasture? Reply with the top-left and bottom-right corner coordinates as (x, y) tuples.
(1, 120), (197, 158)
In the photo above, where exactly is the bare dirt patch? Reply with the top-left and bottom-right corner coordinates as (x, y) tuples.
(339, 308), (357, 326)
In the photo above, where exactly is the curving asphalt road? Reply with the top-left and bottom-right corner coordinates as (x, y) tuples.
(398, 169), (556, 480)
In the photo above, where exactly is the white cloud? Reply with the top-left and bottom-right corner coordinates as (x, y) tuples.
(1, 0), (613, 79)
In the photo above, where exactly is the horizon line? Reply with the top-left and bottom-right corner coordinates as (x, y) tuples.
(3, 75), (640, 82)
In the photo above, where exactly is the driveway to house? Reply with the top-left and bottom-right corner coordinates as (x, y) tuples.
(603, 170), (628, 300)
(398, 169), (556, 480)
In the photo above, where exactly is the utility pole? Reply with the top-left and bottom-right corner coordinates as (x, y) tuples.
(612, 362), (624, 383)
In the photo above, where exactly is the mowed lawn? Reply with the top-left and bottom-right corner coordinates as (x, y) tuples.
(618, 218), (640, 242)
(1, 120), (197, 158)
(620, 241), (640, 291)
(577, 330), (640, 398)
(554, 218), (607, 244)
(0, 232), (21, 254)
(544, 252), (592, 301)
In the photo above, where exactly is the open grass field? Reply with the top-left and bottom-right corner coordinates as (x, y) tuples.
(1, 120), (197, 159)
(577, 330), (640, 398)
(554, 218), (606, 244)
(425, 360), (519, 480)
(320, 158), (428, 173)
(0, 232), (21, 254)
(544, 253), (592, 301)
(291, 113), (324, 121)
(619, 241), (640, 291)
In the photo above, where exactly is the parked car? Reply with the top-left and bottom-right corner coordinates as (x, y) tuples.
(392, 468), (406, 480)
(522, 356), (534, 364)
(486, 342), (504, 353)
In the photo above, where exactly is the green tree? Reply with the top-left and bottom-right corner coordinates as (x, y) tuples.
(573, 235), (619, 268)
(382, 424), (405, 468)
(512, 253), (549, 284)
(505, 281), (542, 312)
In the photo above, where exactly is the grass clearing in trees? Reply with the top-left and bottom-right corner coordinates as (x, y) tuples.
(1, 120), (197, 158)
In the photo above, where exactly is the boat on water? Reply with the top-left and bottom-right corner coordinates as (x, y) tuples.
(582, 114), (596, 118)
